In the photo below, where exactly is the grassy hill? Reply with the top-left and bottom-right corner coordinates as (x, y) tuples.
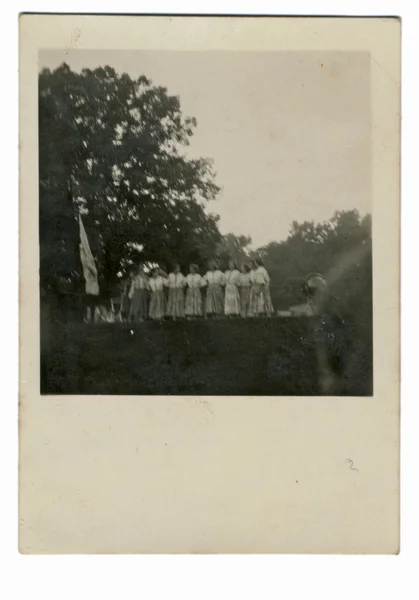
(41, 317), (372, 396)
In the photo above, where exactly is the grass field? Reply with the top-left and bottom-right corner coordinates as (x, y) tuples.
(40, 316), (372, 396)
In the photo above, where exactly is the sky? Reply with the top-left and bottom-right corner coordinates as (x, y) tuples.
(40, 50), (371, 248)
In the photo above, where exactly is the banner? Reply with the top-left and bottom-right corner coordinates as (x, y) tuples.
(79, 214), (99, 296)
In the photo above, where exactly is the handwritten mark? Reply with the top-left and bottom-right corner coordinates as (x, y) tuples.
(66, 28), (81, 55)
(196, 397), (214, 416)
(345, 458), (358, 472)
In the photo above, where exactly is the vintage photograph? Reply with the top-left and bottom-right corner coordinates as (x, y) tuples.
(39, 48), (373, 396)
(20, 15), (400, 556)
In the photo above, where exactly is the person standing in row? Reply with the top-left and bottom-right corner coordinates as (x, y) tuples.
(224, 259), (241, 317)
(249, 258), (274, 317)
(114, 270), (132, 322)
(166, 263), (187, 321)
(149, 268), (168, 321)
(185, 263), (206, 319)
(128, 266), (149, 322)
(203, 260), (225, 318)
(238, 262), (252, 318)
(248, 260), (257, 316)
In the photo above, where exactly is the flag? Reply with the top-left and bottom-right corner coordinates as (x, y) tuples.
(79, 214), (99, 296)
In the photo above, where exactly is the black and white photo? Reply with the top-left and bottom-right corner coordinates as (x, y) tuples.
(19, 14), (400, 556)
(39, 48), (373, 396)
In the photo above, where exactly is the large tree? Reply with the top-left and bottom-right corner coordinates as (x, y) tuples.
(39, 63), (221, 295)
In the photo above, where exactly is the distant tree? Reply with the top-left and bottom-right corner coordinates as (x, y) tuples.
(256, 210), (372, 310)
(39, 63), (221, 296)
(215, 233), (253, 267)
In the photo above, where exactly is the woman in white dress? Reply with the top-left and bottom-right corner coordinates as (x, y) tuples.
(249, 258), (274, 316)
(149, 268), (168, 320)
(185, 264), (206, 318)
(224, 259), (241, 316)
(128, 266), (149, 322)
(166, 263), (187, 320)
(248, 260), (257, 317)
(203, 260), (225, 318)
(238, 262), (252, 318)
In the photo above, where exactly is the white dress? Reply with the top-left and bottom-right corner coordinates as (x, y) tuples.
(149, 275), (168, 319)
(249, 266), (274, 315)
(224, 269), (241, 315)
(185, 273), (206, 316)
(128, 274), (149, 320)
(203, 270), (225, 315)
(166, 272), (187, 318)
(238, 272), (252, 317)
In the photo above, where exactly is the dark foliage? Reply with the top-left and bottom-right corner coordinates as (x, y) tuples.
(39, 63), (222, 296)
(258, 210), (372, 313)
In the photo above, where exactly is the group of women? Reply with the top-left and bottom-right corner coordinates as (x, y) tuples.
(124, 258), (274, 322)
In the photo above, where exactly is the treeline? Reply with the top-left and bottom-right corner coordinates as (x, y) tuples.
(215, 211), (371, 312)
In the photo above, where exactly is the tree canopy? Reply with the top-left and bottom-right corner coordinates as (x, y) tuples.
(39, 63), (222, 294)
(215, 233), (253, 266)
(257, 209), (372, 314)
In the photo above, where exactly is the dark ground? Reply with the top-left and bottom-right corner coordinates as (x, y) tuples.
(40, 316), (373, 396)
